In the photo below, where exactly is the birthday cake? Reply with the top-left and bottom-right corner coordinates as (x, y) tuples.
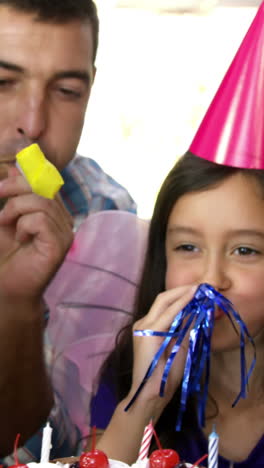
(27, 420), (205, 468)
(22, 421), (206, 468)
(47, 452), (204, 468)
(26, 459), (202, 468)
(27, 461), (201, 468)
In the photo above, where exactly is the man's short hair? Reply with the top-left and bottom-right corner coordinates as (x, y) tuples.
(0, 0), (99, 62)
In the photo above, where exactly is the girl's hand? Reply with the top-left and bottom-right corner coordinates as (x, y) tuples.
(97, 286), (198, 464)
(129, 285), (197, 414)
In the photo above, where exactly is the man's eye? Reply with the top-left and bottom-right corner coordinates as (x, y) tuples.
(235, 246), (260, 256)
(0, 79), (14, 87)
(58, 87), (82, 98)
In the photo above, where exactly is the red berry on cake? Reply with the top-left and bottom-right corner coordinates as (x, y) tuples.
(80, 449), (109, 468)
(149, 449), (180, 468)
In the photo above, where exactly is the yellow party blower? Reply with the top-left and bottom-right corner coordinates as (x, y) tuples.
(16, 143), (64, 199)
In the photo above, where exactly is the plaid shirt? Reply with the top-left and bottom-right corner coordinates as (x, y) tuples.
(2, 155), (136, 466)
(61, 155), (137, 229)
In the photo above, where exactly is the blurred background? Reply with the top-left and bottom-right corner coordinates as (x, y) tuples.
(77, 0), (261, 218)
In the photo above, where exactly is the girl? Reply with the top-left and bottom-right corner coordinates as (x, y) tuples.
(94, 4), (264, 465)
(96, 151), (264, 467)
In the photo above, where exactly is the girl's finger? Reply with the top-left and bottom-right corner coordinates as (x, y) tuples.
(136, 284), (197, 328)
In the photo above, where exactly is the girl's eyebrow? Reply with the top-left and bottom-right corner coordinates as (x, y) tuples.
(167, 226), (201, 235)
(167, 226), (264, 240)
(226, 229), (264, 239)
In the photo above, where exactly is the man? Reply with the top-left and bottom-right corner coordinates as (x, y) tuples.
(0, 0), (135, 463)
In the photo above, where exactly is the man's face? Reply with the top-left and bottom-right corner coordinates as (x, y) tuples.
(0, 6), (95, 170)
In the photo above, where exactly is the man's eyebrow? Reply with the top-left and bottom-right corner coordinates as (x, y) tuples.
(0, 60), (24, 73)
(0, 61), (92, 85)
(53, 70), (91, 85)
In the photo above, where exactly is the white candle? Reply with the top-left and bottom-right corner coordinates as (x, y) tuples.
(208, 425), (219, 468)
(40, 421), (53, 463)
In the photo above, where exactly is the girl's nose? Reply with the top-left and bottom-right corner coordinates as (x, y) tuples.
(201, 256), (231, 292)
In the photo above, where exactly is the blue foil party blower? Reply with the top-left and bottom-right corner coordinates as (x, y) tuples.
(124, 283), (256, 429)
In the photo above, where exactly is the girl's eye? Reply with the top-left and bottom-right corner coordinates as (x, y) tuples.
(235, 246), (260, 256)
(175, 244), (198, 252)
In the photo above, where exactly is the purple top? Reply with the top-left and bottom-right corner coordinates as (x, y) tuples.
(174, 418), (264, 468)
(91, 384), (264, 468)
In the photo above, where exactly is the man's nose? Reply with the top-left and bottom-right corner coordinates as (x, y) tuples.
(201, 255), (231, 291)
(15, 91), (47, 142)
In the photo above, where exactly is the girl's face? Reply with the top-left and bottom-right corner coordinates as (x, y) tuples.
(165, 172), (264, 351)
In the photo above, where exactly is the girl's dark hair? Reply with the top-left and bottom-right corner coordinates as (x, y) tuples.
(101, 152), (264, 447)
(0, 0), (99, 62)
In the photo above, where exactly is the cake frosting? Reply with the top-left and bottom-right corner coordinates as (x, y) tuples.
(27, 458), (201, 468)
(28, 463), (70, 468)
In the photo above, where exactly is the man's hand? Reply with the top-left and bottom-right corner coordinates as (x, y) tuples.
(0, 165), (73, 299)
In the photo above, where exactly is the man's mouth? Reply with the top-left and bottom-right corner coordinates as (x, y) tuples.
(0, 157), (16, 164)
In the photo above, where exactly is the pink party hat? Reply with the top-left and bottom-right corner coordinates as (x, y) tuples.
(189, 2), (264, 169)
